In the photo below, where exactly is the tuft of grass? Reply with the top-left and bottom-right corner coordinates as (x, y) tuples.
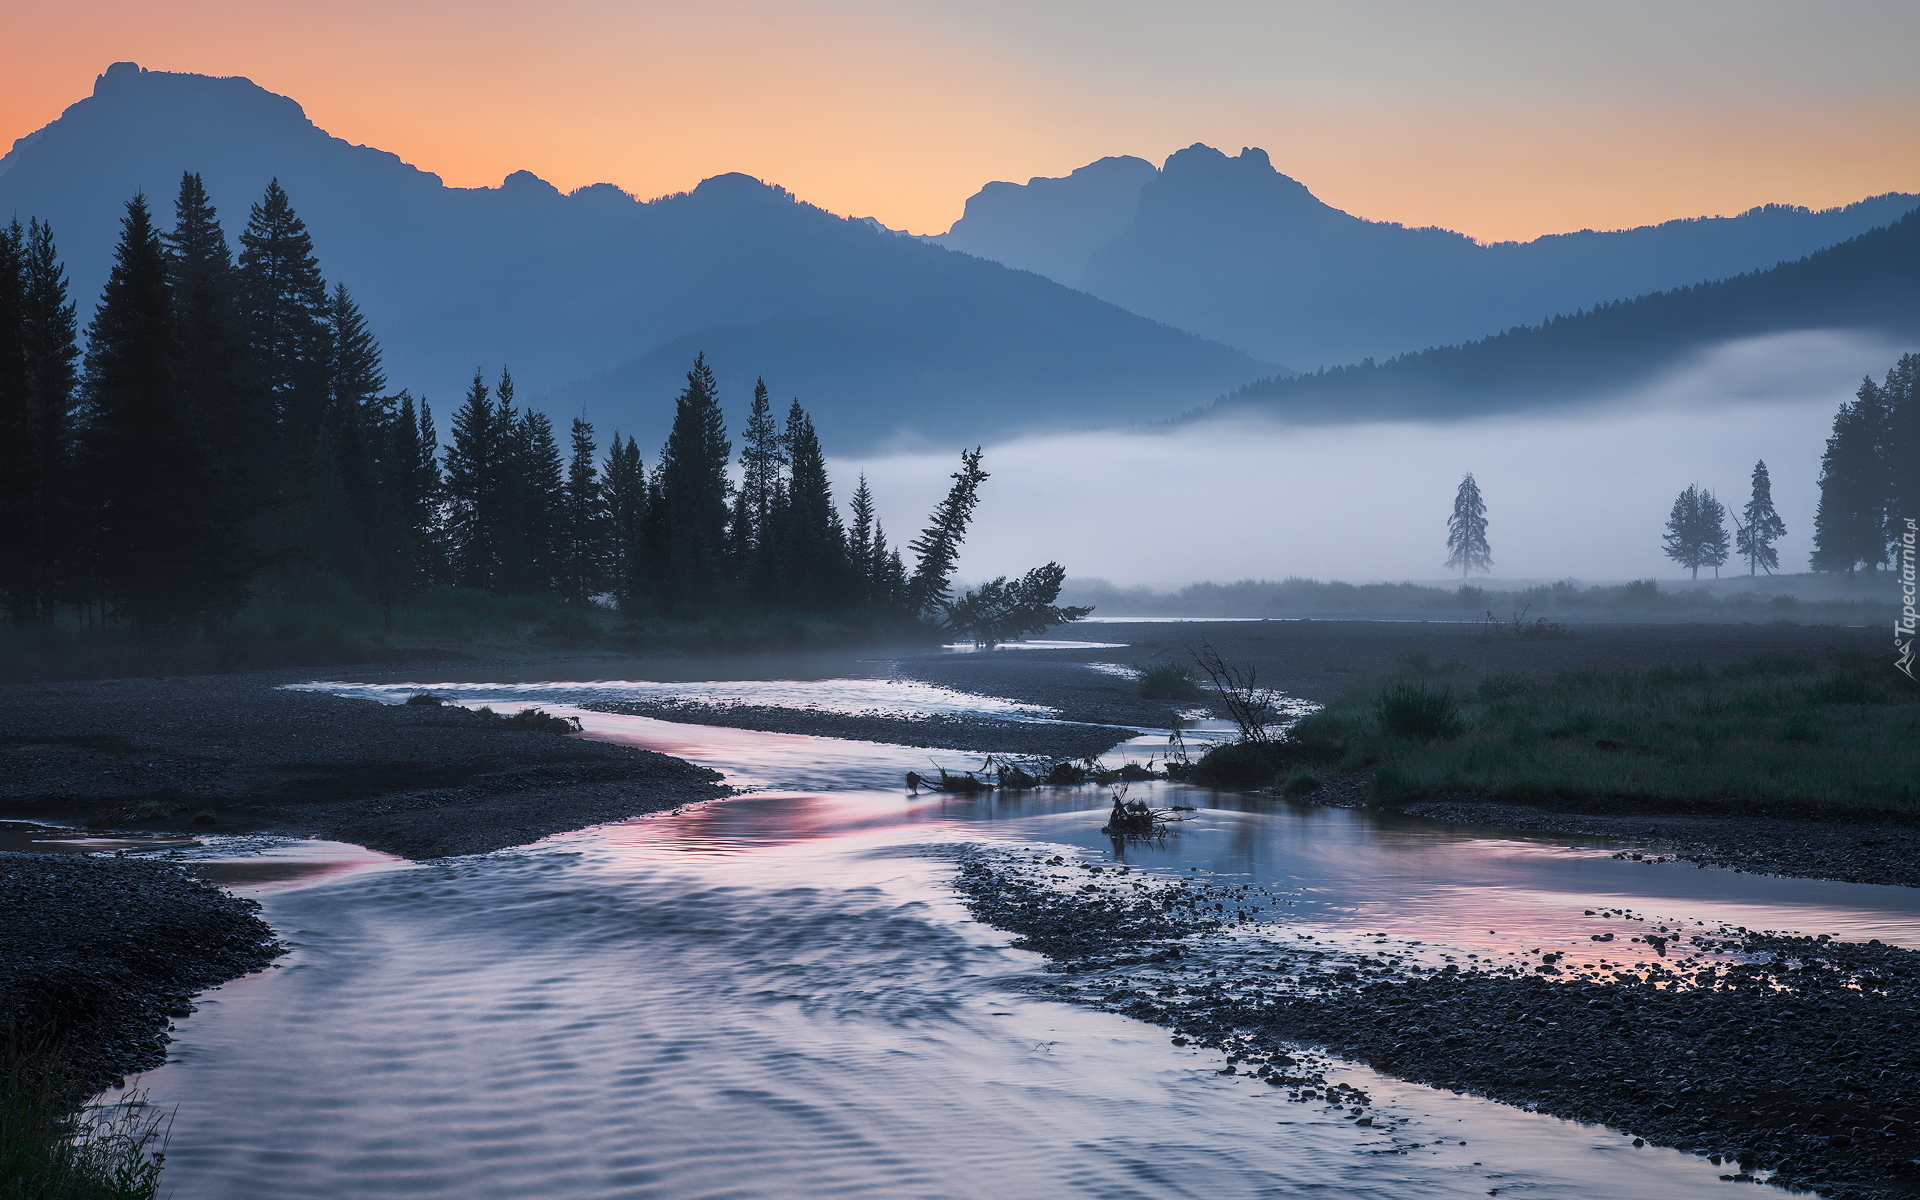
(1, 1032), (169, 1200)
(1137, 662), (1202, 700)
(1284, 654), (1920, 813)
(1373, 684), (1463, 740)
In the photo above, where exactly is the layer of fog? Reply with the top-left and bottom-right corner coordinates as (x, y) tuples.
(836, 330), (1917, 591)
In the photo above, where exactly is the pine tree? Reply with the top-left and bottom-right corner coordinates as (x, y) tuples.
(1735, 460), (1787, 575)
(732, 377), (783, 576)
(78, 195), (248, 637)
(1812, 383), (1892, 574)
(391, 392), (446, 594)
(164, 173), (239, 333)
(649, 354), (732, 611)
(1663, 484), (1729, 580)
(444, 372), (499, 589)
(20, 221), (79, 622)
(1444, 473), (1491, 579)
(847, 474), (877, 605)
(558, 417), (608, 605)
(907, 447), (988, 617)
(769, 399), (849, 610)
(516, 408), (566, 594)
(0, 222), (29, 623)
(603, 434), (647, 612)
(1880, 355), (1919, 553)
(237, 179), (331, 443)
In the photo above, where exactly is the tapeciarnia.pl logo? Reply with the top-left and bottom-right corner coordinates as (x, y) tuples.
(1898, 517), (1917, 681)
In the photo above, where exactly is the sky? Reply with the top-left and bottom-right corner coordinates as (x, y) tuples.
(843, 331), (1915, 586)
(5, 0), (1920, 241)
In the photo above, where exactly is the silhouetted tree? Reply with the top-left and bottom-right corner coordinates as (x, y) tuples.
(647, 354), (732, 612)
(1812, 381), (1891, 574)
(0, 223), (29, 622)
(1734, 460), (1787, 576)
(603, 434), (647, 611)
(558, 417), (609, 605)
(514, 407), (566, 594)
(732, 377), (782, 597)
(445, 371), (501, 589)
(1444, 473), (1491, 579)
(20, 221), (79, 623)
(1881, 355), (1920, 552)
(237, 179), (331, 444)
(766, 399), (848, 610)
(907, 448), (988, 617)
(942, 562), (1091, 648)
(1663, 484), (1729, 580)
(77, 195), (249, 637)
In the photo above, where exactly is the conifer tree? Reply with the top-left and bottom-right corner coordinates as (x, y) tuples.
(1663, 484), (1730, 580)
(907, 448), (988, 617)
(732, 377), (782, 577)
(20, 220), (78, 623)
(603, 434), (647, 611)
(237, 179), (331, 442)
(1881, 355), (1920, 552)
(165, 173), (239, 332)
(391, 392), (445, 593)
(78, 195), (248, 636)
(769, 399), (848, 610)
(516, 408), (566, 594)
(648, 354), (732, 611)
(1444, 473), (1491, 579)
(1735, 460), (1787, 576)
(847, 474), (877, 604)
(444, 371), (500, 590)
(0, 223), (29, 622)
(1812, 383), (1892, 574)
(558, 417), (609, 605)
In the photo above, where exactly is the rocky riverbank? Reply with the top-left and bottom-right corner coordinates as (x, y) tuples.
(0, 852), (282, 1096)
(954, 845), (1920, 1200)
(0, 671), (728, 860)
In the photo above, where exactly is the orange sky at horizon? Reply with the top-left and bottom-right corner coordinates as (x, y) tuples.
(4, 0), (1919, 243)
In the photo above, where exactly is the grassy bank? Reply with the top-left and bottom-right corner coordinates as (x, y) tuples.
(1216, 652), (1920, 814)
(1, 1033), (165, 1200)
(0, 583), (939, 682)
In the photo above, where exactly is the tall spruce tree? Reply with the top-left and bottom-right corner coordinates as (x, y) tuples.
(237, 180), (331, 442)
(1663, 484), (1730, 580)
(20, 221), (78, 622)
(0, 223), (29, 622)
(1812, 383), (1892, 574)
(648, 354), (732, 612)
(768, 400), (849, 610)
(390, 392), (446, 595)
(732, 377), (782, 578)
(847, 474), (877, 605)
(516, 408), (566, 595)
(78, 195), (248, 637)
(1735, 460), (1787, 576)
(1444, 473), (1491, 579)
(603, 434), (647, 612)
(558, 417), (609, 605)
(1881, 355), (1920, 553)
(906, 448), (988, 617)
(444, 371), (500, 590)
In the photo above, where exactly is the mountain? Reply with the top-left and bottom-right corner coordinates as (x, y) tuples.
(935, 144), (1920, 369)
(1207, 210), (1920, 422)
(0, 64), (1274, 450)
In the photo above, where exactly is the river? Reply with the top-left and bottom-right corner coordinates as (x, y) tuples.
(120, 658), (1918, 1198)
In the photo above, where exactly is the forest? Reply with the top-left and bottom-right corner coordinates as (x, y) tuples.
(0, 175), (1086, 669)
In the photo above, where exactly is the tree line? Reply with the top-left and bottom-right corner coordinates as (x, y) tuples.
(0, 175), (1086, 644)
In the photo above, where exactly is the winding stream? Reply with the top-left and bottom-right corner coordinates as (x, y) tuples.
(121, 663), (1920, 1198)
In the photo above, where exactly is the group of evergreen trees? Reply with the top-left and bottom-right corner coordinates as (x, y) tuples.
(0, 174), (1083, 644)
(1811, 354), (1920, 575)
(0, 176), (440, 637)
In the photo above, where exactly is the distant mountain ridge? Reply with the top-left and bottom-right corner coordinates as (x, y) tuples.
(936, 144), (1920, 369)
(1207, 210), (1920, 422)
(0, 64), (1273, 450)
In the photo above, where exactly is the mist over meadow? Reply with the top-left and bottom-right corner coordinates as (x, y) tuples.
(847, 330), (1917, 589)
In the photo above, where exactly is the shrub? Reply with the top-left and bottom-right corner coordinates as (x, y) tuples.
(404, 693), (444, 706)
(1281, 772), (1323, 796)
(1189, 740), (1292, 788)
(1373, 684), (1463, 740)
(1138, 662), (1202, 700)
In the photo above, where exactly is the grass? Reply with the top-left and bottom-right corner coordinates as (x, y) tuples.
(1137, 662), (1202, 700)
(1283, 652), (1920, 813)
(1, 1032), (167, 1200)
